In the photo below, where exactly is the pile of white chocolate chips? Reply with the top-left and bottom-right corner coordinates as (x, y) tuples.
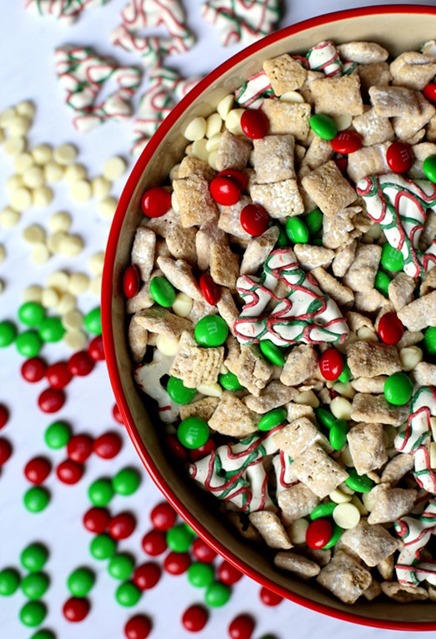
(125, 39), (436, 605)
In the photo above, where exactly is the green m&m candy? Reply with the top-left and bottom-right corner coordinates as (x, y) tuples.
(88, 478), (114, 507)
(322, 523), (343, 549)
(90, 534), (117, 560)
(309, 114), (338, 140)
(424, 327), (436, 355)
(149, 276), (176, 308)
(384, 372), (413, 406)
(20, 543), (49, 572)
(423, 154), (436, 183)
(315, 407), (336, 430)
(329, 419), (348, 451)
(275, 224), (288, 248)
(167, 524), (194, 553)
(167, 376), (197, 405)
(310, 502), (336, 521)
(338, 364), (351, 383)
(84, 307), (101, 335)
(285, 217), (309, 244)
(218, 371), (244, 392)
(187, 562), (215, 588)
(19, 601), (47, 627)
(177, 417), (209, 449)
(205, 581), (231, 607)
(18, 302), (45, 327)
(345, 468), (374, 493)
(113, 468), (141, 496)
(374, 270), (391, 297)
(115, 581), (141, 607)
(38, 317), (65, 343)
(0, 568), (20, 595)
(305, 209), (323, 236)
(29, 631), (55, 639)
(24, 487), (50, 513)
(67, 567), (95, 597)
(44, 421), (71, 449)
(0, 320), (17, 347)
(16, 330), (43, 357)
(381, 244), (404, 272)
(194, 315), (228, 347)
(259, 339), (285, 366)
(21, 572), (50, 599)
(258, 407), (287, 432)
(108, 554), (135, 580)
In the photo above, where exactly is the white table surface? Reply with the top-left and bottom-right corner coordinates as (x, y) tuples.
(1, 1), (435, 637)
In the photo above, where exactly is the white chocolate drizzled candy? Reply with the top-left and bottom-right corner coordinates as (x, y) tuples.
(24, 0), (107, 24)
(306, 40), (356, 77)
(201, 0), (281, 47)
(134, 350), (179, 423)
(234, 71), (274, 108)
(395, 498), (436, 586)
(357, 174), (436, 278)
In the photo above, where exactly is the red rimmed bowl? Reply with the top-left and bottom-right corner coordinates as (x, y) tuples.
(102, 5), (436, 630)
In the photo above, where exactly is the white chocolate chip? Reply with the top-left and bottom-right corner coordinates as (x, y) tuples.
(103, 156), (127, 181)
(339, 445), (354, 467)
(208, 150), (218, 170)
(169, 163), (180, 181)
(23, 285), (42, 303)
(0, 129), (5, 144)
(91, 176), (112, 199)
(279, 91), (305, 103)
(32, 144), (53, 165)
(62, 309), (83, 331)
(333, 114), (353, 131)
(330, 396), (352, 421)
(205, 133), (222, 152)
(184, 116), (207, 141)
(197, 382), (223, 398)
(54, 143), (78, 166)
(0, 107), (17, 126)
(43, 286), (61, 309)
(64, 330), (87, 350)
(0, 207), (21, 228)
(98, 196), (117, 218)
(225, 109), (244, 135)
(57, 234), (84, 257)
(22, 224), (46, 244)
(350, 495), (368, 516)
(331, 381), (355, 399)
(356, 326), (378, 342)
(71, 179), (92, 202)
(172, 292), (193, 317)
(206, 113), (222, 139)
(332, 502), (361, 529)
(189, 139), (209, 162)
(16, 101), (36, 119)
(88, 252), (105, 276)
(22, 166), (45, 189)
(294, 390), (319, 408)
(155, 334), (180, 357)
(400, 345), (423, 371)
(6, 174), (24, 193)
(361, 491), (377, 512)
(46, 270), (69, 291)
(171, 191), (179, 212)
(68, 272), (89, 295)
(0, 244), (6, 263)
(31, 243), (51, 265)
(32, 186), (53, 208)
(217, 94), (234, 120)
(10, 187), (32, 211)
(63, 163), (88, 183)
(3, 136), (26, 156)
(288, 518), (309, 545)
(15, 152), (34, 173)
(48, 211), (72, 233)
(90, 276), (102, 296)
(56, 292), (77, 316)
(7, 115), (31, 137)
(329, 488), (353, 504)
(44, 162), (65, 183)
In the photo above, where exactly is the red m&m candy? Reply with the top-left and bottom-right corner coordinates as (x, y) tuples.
(386, 141), (414, 173)
(228, 614), (255, 639)
(141, 186), (171, 218)
(306, 518), (332, 549)
(141, 530), (167, 556)
(93, 432), (122, 459)
(123, 264), (141, 299)
(63, 597), (90, 622)
(330, 130), (362, 154)
(68, 351), (94, 377)
(217, 560), (242, 585)
(133, 562), (161, 590)
(163, 551), (191, 575)
(83, 507), (110, 534)
(67, 434), (94, 463)
(423, 82), (436, 104)
(46, 362), (72, 389)
(182, 604), (208, 632)
(108, 512), (136, 540)
(0, 403), (9, 429)
(209, 175), (241, 205)
(240, 108), (269, 139)
(259, 586), (283, 606)
(38, 388), (65, 413)
(319, 348), (343, 381)
(199, 273), (221, 305)
(0, 438), (12, 466)
(24, 457), (51, 484)
(191, 537), (217, 563)
(125, 614), (152, 639)
(21, 357), (47, 382)
(240, 203), (269, 237)
(218, 169), (248, 191)
(56, 459), (84, 485)
(150, 501), (177, 531)
(88, 335), (105, 361)
(378, 311), (404, 345)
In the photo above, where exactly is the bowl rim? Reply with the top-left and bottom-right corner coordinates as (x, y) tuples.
(102, 4), (436, 630)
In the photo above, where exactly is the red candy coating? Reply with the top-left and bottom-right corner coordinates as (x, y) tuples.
(63, 597), (90, 622)
(56, 459), (84, 485)
(259, 586), (283, 606)
(191, 538), (217, 563)
(112, 403), (124, 425)
(150, 502), (177, 531)
(218, 169), (248, 191)
(228, 614), (255, 639)
(319, 348), (344, 381)
(209, 175), (241, 206)
(83, 506), (110, 534)
(378, 312), (405, 345)
(330, 130), (362, 154)
(165, 434), (189, 461)
(133, 562), (162, 590)
(123, 264), (141, 299)
(199, 273), (221, 306)
(240, 203), (269, 237)
(0, 404), (9, 429)
(125, 614), (152, 639)
(0, 438), (12, 466)
(108, 512), (136, 540)
(141, 186), (171, 218)
(306, 518), (333, 549)
(67, 434), (94, 463)
(141, 529), (167, 556)
(182, 604), (208, 632)
(240, 108), (269, 139)
(163, 551), (191, 575)
(93, 432), (122, 459)
(24, 456), (51, 485)
(386, 141), (414, 173)
(423, 82), (436, 104)
(46, 361), (72, 389)
(38, 388), (65, 413)
(189, 438), (217, 462)
(217, 560), (242, 585)
(21, 357), (47, 382)
(68, 351), (95, 377)
(88, 335), (105, 361)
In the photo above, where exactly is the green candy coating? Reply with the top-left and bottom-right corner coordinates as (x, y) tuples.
(115, 581), (142, 607)
(16, 330), (43, 357)
(167, 376), (197, 405)
(315, 407), (336, 430)
(204, 581), (231, 607)
(259, 340), (285, 366)
(19, 601), (47, 627)
(384, 372), (413, 406)
(44, 421), (71, 449)
(381, 244), (404, 272)
(24, 487), (50, 513)
(305, 209), (323, 236)
(149, 276), (176, 308)
(88, 478), (114, 507)
(285, 217), (309, 244)
(309, 113), (338, 140)
(21, 572), (49, 599)
(84, 307), (102, 335)
(423, 154), (436, 183)
(177, 417), (209, 450)
(108, 554), (135, 581)
(167, 524), (194, 553)
(38, 317), (65, 343)
(90, 534), (117, 560)
(310, 502), (336, 521)
(187, 562), (215, 588)
(338, 364), (351, 383)
(0, 568), (20, 595)
(29, 630), (56, 639)
(67, 567), (95, 597)
(20, 543), (49, 572)
(374, 270), (391, 297)
(18, 302), (45, 327)
(275, 225), (288, 248)
(258, 407), (287, 432)
(424, 327), (436, 355)
(0, 320), (17, 347)
(112, 468), (141, 496)
(329, 419), (348, 451)
(345, 468), (374, 493)
(322, 524), (343, 550)
(194, 315), (229, 347)
(218, 371), (244, 392)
